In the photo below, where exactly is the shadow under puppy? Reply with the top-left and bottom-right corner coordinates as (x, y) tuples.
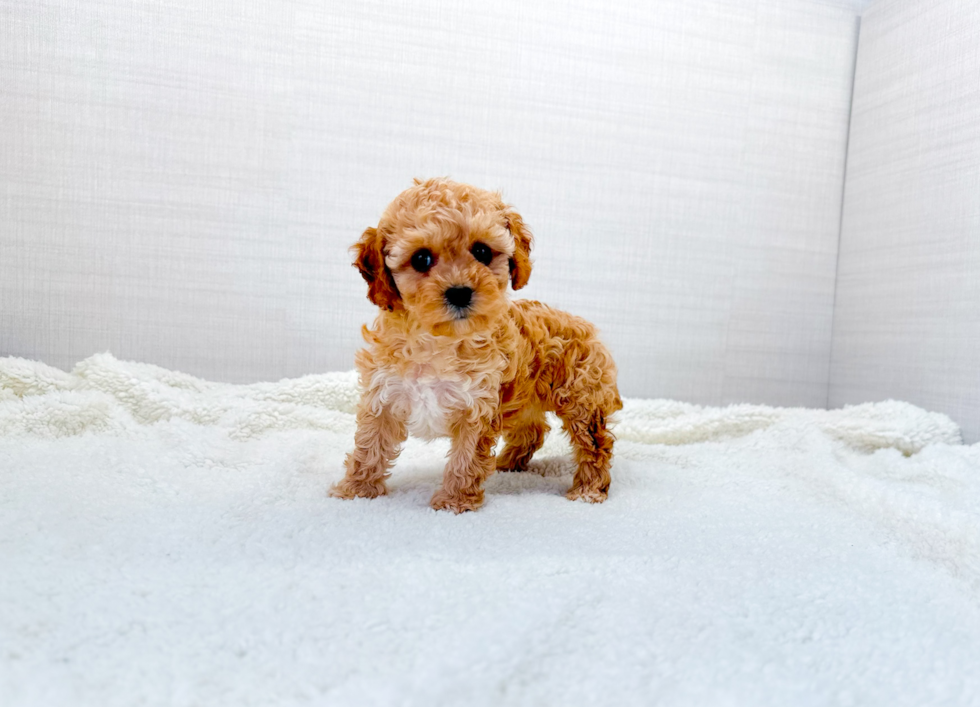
(331, 178), (622, 513)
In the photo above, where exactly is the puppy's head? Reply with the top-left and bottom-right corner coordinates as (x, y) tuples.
(353, 178), (533, 335)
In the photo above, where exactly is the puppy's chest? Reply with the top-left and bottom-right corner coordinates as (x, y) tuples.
(375, 367), (492, 440)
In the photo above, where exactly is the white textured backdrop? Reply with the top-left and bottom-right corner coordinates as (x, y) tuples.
(1, 0), (862, 406)
(830, 0), (980, 443)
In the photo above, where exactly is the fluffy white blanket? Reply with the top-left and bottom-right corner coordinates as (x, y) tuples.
(2, 353), (979, 706)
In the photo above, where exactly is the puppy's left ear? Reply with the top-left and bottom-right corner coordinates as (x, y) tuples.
(352, 227), (402, 311)
(505, 210), (533, 290)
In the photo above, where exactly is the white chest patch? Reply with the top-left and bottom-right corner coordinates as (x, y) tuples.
(372, 369), (478, 440)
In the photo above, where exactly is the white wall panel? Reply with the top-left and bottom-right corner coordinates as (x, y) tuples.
(829, 0), (980, 443)
(2, 0), (859, 406)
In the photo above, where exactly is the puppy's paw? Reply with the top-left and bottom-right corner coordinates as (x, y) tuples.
(430, 489), (483, 514)
(565, 485), (608, 504)
(329, 478), (388, 500)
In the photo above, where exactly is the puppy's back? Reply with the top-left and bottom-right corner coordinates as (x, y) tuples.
(508, 299), (622, 413)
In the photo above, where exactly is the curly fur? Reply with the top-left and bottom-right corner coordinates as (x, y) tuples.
(331, 178), (622, 513)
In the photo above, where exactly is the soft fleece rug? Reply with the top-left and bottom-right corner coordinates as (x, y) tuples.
(2, 354), (979, 706)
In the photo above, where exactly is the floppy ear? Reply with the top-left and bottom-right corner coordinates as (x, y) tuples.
(352, 227), (402, 311)
(505, 210), (533, 290)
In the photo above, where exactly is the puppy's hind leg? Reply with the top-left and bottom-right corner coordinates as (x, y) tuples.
(558, 404), (616, 503)
(496, 412), (549, 472)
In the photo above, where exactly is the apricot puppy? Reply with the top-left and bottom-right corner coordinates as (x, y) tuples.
(331, 178), (622, 513)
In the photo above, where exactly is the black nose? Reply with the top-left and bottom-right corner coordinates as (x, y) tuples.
(444, 286), (473, 309)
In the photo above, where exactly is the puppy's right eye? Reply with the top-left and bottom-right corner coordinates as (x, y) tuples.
(411, 249), (434, 273)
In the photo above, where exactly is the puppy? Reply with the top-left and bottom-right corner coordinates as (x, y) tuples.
(331, 178), (622, 513)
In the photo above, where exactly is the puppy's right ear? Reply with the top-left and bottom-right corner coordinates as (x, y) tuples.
(352, 227), (402, 311)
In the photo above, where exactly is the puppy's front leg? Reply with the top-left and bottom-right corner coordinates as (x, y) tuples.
(430, 414), (498, 513)
(331, 404), (406, 500)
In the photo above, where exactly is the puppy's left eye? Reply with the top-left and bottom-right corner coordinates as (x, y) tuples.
(471, 242), (493, 266)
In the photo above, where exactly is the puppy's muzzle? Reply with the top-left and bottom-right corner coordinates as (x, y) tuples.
(444, 286), (473, 311)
